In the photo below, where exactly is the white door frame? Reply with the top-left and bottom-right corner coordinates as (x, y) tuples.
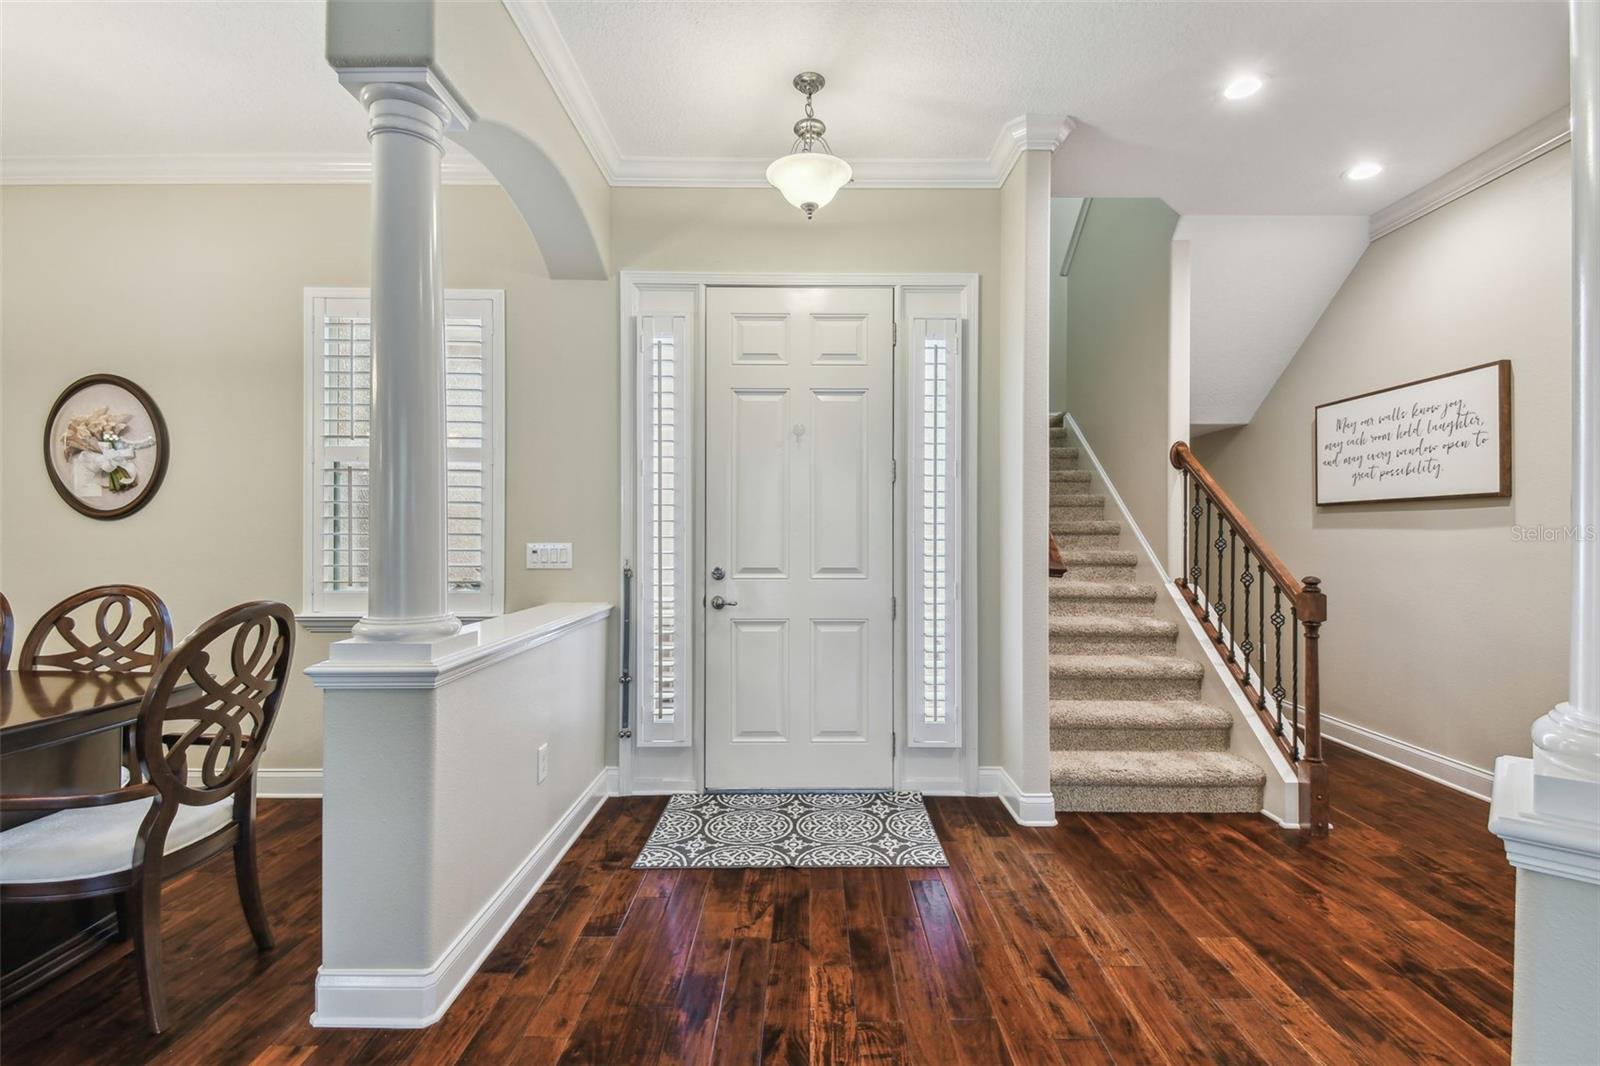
(618, 271), (980, 797)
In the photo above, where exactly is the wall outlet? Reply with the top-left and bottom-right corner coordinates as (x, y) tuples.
(537, 742), (550, 784)
(525, 542), (573, 569)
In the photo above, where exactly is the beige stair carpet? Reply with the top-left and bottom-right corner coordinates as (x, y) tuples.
(1047, 423), (1265, 814)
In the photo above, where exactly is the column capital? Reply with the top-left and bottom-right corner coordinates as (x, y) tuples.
(335, 66), (474, 134)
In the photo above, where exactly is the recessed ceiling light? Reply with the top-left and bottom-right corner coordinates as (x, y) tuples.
(1344, 161), (1384, 181)
(1222, 75), (1263, 101)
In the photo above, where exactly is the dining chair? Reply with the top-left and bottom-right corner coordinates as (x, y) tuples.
(0, 601), (295, 1033)
(1, 592), (13, 670)
(19, 585), (175, 780)
(18, 584), (173, 675)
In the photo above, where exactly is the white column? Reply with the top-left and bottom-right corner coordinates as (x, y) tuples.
(1489, 7), (1600, 1063)
(1531, 0), (1600, 796)
(350, 78), (462, 644)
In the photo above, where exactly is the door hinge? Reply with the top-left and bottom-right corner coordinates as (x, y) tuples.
(892, 321), (898, 348)
(891, 595), (897, 620)
(891, 458), (897, 484)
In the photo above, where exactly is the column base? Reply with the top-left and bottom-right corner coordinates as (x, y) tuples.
(352, 613), (463, 644)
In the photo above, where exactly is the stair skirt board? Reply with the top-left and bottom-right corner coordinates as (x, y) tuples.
(1046, 422), (1266, 816)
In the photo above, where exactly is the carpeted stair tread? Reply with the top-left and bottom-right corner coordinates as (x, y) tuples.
(1051, 615), (1178, 640)
(1049, 580), (1156, 601)
(1050, 654), (1204, 681)
(1057, 548), (1138, 567)
(1050, 470), (1091, 483)
(1051, 749), (1264, 789)
(1050, 699), (1232, 732)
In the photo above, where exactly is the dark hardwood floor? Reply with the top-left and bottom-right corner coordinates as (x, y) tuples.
(0, 747), (1512, 1065)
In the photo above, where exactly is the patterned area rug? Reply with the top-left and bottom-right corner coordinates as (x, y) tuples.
(633, 791), (948, 869)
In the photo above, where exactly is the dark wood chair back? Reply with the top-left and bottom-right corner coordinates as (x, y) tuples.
(18, 585), (173, 675)
(138, 602), (295, 806)
(1, 592), (13, 670)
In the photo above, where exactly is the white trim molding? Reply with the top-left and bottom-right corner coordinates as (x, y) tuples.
(305, 603), (611, 691)
(498, 1), (1072, 190)
(1322, 713), (1494, 802)
(311, 765), (610, 1028)
(1489, 757), (1600, 887)
(977, 766), (1057, 827)
(1370, 107), (1571, 240)
(0, 153), (496, 186)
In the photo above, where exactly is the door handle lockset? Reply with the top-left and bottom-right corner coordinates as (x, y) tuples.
(710, 595), (738, 610)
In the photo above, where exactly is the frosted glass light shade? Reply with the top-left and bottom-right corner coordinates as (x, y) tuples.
(765, 151), (852, 218)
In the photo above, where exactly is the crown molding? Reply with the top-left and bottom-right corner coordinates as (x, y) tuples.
(500, 0), (1069, 189)
(499, 0), (625, 178)
(1370, 107), (1571, 240)
(0, 153), (497, 186)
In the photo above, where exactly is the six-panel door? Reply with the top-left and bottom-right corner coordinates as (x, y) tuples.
(703, 287), (895, 789)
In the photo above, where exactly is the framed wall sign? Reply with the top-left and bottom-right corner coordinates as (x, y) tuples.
(43, 374), (170, 520)
(1314, 360), (1511, 505)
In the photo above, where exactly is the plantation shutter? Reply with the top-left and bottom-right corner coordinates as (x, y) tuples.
(634, 313), (691, 746)
(308, 291), (500, 618)
(908, 315), (962, 746)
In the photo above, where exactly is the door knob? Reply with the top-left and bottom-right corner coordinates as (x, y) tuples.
(710, 595), (738, 610)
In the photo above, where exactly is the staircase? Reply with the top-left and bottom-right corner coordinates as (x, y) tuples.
(1048, 422), (1266, 813)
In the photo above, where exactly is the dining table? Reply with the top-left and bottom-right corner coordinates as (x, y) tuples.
(0, 670), (194, 1004)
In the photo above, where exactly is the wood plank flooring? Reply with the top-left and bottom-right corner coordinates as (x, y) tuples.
(0, 747), (1513, 1064)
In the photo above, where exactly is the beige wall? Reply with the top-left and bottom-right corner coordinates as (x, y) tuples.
(1, 182), (1006, 773)
(0, 184), (615, 772)
(1064, 198), (1180, 560)
(1193, 145), (1572, 773)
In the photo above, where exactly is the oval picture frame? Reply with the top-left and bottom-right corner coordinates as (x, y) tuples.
(43, 374), (171, 520)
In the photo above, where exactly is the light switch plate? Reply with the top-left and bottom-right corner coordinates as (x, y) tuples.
(525, 542), (573, 569)
(537, 743), (550, 783)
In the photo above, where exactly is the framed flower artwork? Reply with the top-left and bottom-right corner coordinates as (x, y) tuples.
(43, 374), (170, 520)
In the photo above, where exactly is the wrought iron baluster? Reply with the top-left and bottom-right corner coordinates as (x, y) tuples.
(1239, 548), (1254, 683)
(1271, 586), (1286, 736)
(1189, 481), (1203, 603)
(1292, 604), (1301, 760)
(1258, 563), (1267, 711)
(1226, 529), (1237, 663)
(1213, 514), (1227, 630)
(1203, 497), (1213, 615)
(1181, 470), (1190, 586)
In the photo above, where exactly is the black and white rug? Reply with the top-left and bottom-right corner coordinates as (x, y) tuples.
(633, 791), (948, 869)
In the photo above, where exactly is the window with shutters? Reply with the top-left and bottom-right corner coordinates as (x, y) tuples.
(908, 315), (962, 746)
(303, 289), (504, 622)
(634, 312), (691, 746)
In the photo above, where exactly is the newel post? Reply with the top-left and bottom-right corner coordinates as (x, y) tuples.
(1297, 576), (1329, 836)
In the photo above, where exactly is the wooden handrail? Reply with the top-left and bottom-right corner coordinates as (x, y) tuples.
(1169, 440), (1329, 836)
(1170, 442), (1302, 597)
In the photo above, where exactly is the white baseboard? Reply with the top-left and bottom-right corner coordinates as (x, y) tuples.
(258, 768), (323, 798)
(1322, 714), (1493, 802)
(978, 765), (1058, 826)
(310, 765), (611, 1028)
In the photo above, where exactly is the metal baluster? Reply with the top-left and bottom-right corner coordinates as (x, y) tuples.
(1226, 529), (1237, 663)
(1258, 563), (1268, 712)
(1292, 604), (1301, 760)
(1239, 547), (1254, 684)
(1213, 515), (1227, 630)
(1203, 497), (1212, 616)
(1189, 481), (1203, 604)
(1271, 586), (1286, 737)
(1181, 470), (1190, 588)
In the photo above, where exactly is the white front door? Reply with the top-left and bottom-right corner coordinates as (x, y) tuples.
(703, 287), (896, 790)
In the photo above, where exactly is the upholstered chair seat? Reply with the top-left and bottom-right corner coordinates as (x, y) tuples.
(0, 799), (232, 884)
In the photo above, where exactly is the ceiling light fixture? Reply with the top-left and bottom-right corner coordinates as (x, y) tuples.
(766, 72), (852, 220)
(1344, 160), (1384, 181)
(1222, 75), (1263, 100)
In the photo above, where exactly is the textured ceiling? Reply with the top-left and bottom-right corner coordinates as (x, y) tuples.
(547, 0), (1568, 212)
(0, 0), (1570, 215)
